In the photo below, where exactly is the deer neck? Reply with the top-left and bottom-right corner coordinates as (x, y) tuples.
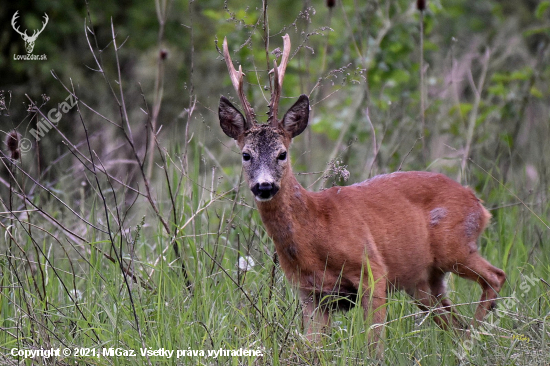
(255, 166), (315, 259)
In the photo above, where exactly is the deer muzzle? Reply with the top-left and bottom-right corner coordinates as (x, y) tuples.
(251, 182), (280, 201)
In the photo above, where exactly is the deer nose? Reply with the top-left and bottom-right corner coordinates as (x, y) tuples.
(258, 182), (273, 192)
(251, 181), (279, 201)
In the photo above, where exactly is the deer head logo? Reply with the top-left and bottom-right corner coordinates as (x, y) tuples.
(11, 11), (49, 54)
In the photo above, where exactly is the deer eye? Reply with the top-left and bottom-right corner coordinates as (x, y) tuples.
(242, 152), (251, 162)
(278, 151), (287, 161)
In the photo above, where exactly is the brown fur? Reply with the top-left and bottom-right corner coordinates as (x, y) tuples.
(258, 167), (505, 352)
(219, 94), (505, 357)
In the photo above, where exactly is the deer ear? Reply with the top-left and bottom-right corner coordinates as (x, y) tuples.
(219, 96), (249, 139)
(281, 94), (309, 138)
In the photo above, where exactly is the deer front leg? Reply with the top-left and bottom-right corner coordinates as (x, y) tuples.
(361, 269), (387, 358)
(300, 289), (330, 342)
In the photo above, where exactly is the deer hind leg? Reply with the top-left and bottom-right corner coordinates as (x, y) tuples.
(408, 279), (461, 330)
(299, 289), (330, 342)
(428, 272), (466, 329)
(452, 253), (506, 325)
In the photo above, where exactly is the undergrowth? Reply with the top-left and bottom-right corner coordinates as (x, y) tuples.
(1, 1), (549, 365)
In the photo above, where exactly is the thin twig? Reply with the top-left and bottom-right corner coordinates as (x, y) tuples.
(460, 48), (490, 182)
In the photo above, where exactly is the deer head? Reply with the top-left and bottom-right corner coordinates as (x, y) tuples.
(12, 11), (49, 54)
(219, 35), (309, 201)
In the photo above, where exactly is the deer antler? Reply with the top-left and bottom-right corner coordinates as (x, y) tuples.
(11, 11), (48, 40)
(11, 11), (28, 38)
(268, 34), (291, 127)
(222, 37), (256, 126)
(32, 13), (49, 39)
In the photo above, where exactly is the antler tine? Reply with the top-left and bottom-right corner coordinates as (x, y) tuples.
(31, 14), (48, 38)
(38, 13), (49, 34)
(222, 37), (256, 126)
(11, 11), (27, 37)
(268, 34), (291, 127)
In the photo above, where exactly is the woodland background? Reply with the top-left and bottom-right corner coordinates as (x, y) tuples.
(0, 0), (549, 365)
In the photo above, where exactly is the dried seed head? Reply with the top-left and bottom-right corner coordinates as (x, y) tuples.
(326, 0), (335, 8)
(160, 49), (168, 60)
(6, 131), (18, 152)
(417, 0), (426, 11)
(6, 131), (21, 159)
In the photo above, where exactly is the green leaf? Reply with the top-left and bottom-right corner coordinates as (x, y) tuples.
(449, 102), (472, 117)
(488, 83), (506, 98)
(202, 9), (223, 21)
(535, 1), (550, 19)
(523, 26), (550, 37)
(510, 68), (533, 81)
(530, 86), (543, 98)
(423, 40), (439, 52)
(388, 69), (410, 85)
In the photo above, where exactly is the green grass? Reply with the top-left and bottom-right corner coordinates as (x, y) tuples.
(1, 147), (549, 365)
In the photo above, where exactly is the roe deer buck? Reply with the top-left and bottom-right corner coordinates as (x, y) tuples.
(218, 34), (506, 354)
